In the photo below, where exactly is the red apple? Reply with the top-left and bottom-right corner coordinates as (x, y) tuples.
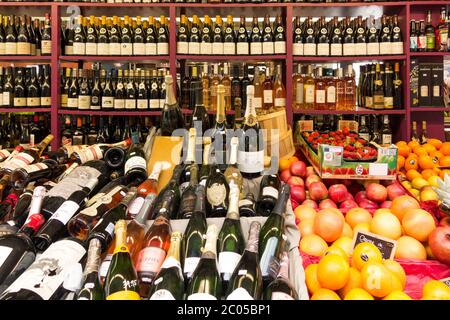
(302, 199), (319, 210)
(280, 169), (292, 183)
(319, 198), (338, 209)
(290, 160), (307, 178)
(339, 199), (359, 214)
(366, 183), (388, 203)
(428, 226), (450, 266)
(358, 199), (379, 214)
(309, 181), (328, 201)
(328, 184), (349, 204)
(305, 175), (321, 189)
(386, 182), (406, 201)
(306, 166), (315, 177)
(343, 193), (355, 202)
(348, 182), (365, 195)
(291, 199), (300, 210)
(440, 217), (450, 227)
(288, 176), (305, 188)
(355, 191), (367, 204)
(290, 185), (306, 204)
(342, 179), (352, 187)
(380, 200), (392, 209)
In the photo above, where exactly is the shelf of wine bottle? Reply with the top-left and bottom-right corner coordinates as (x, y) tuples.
(58, 108), (235, 116)
(60, 56), (170, 61)
(409, 52), (450, 57)
(0, 108), (51, 113)
(293, 107), (406, 115)
(410, 107), (450, 112)
(293, 55), (407, 62)
(0, 56), (51, 61)
(176, 54), (287, 61)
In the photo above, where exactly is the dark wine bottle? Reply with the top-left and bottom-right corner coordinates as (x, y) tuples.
(76, 238), (104, 300)
(160, 74), (185, 136)
(150, 164), (183, 220)
(124, 133), (148, 186)
(263, 251), (298, 300)
(239, 192), (257, 217)
(225, 221), (262, 300)
(257, 174), (280, 216)
(205, 165), (229, 218)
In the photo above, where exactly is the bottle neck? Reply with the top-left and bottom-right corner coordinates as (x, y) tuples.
(245, 221), (261, 254)
(226, 184), (240, 220)
(148, 162), (163, 182)
(134, 193), (156, 225)
(114, 220), (128, 254)
(228, 137), (238, 166)
(193, 185), (206, 215)
(166, 233), (182, 263)
(202, 141), (211, 165)
(185, 129), (196, 163)
(216, 87), (226, 124)
(272, 184), (290, 217)
(164, 76), (177, 108)
(85, 239), (102, 275)
(277, 251), (290, 280)
(202, 224), (218, 257)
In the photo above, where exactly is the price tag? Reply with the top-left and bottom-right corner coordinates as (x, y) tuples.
(322, 146), (343, 167)
(338, 120), (358, 132)
(369, 163), (388, 176)
(440, 277), (450, 288)
(351, 230), (397, 260)
(297, 120), (314, 132)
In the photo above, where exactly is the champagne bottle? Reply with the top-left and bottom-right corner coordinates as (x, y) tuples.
(182, 184), (207, 280)
(211, 84), (229, 172)
(124, 133), (148, 186)
(239, 192), (257, 217)
(148, 232), (184, 300)
(199, 137), (212, 187)
(76, 239), (104, 300)
(226, 221), (262, 300)
(104, 220), (140, 300)
(264, 251), (298, 300)
(205, 165), (229, 218)
(217, 184), (245, 288)
(186, 224), (222, 300)
(224, 136), (243, 194)
(160, 74), (185, 136)
(259, 183), (290, 286)
(257, 174), (280, 216)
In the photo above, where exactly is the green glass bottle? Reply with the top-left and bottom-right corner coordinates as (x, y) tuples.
(76, 238), (104, 300)
(264, 251), (298, 300)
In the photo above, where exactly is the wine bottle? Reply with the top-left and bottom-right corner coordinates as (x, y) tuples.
(124, 133), (147, 186)
(182, 184), (207, 280)
(150, 164), (183, 220)
(160, 74), (185, 136)
(224, 136), (243, 193)
(76, 239), (104, 300)
(239, 192), (257, 217)
(0, 238), (87, 300)
(191, 81), (210, 133)
(238, 85), (264, 179)
(263, 251), (298, 300)
(225, 221), (262, 300)
(179, 128), (197, 194)
(148, 232), (184, 300)
(257, 174), (280, 216)
(259, 183), (289, 286)
(199, 137), (212, 187)
(11, 160), (68, 190)
(205, 165), (229, 218)
(135, 206), (172, 298)
(178, 164), (198, 220)
(211, 85), (229, 172)
(186, 224), (222, 300)
(217, 184), (245, 289)
(104, 220), (140, 300)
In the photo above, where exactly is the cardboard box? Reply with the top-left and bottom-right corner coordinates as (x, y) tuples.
(419, 63), (432, 106)
(431, 63), (444, 107)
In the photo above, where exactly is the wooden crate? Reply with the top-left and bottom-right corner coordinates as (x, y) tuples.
(265, 126), (295, 160)
(257, 108), (288, 136)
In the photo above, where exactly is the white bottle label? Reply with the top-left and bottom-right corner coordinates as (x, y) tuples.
(304, 84), (315, 103)
(102, 97), (114, 109)
(303, 43), (316, 56)
(85, 43), (97, 55)
(262, 186), (279, 200)
(137, 99), (148, 110)
(17, 42), (31, 55)
(105, 222), (115, 237)
(316, 90), (326, 104)
(41, 40), (52, 55)
(177, 42), (188, 54)
(183, 257), (200, 278)
(0, 43), (5, 55)
(295, 83), (304, 104)
(274, 41), (286, 54)
(67, 98), (78, 109)
(200, 42), (212, 55)
(136, 247), (166, 273)
(4, 152), (35, 171)
(149, 289), (175, 300)
(125, 99), (136, 110)
(0, 246), (13, 269)
(3, 92), (10, 106)
(382, 134), (392, 145)
(263, 90), (273, 104)
(127, 196), (145, 218)
(355, 43), (367, 56)
(274, 98), (285, 108)
(24, 163), (48, 174)
(97, 43), (109, 56)
(226, 287), (254, 300)
(207, 183), (227, 206)
(343, 43), (355, 56)
(145, 43), (157, 56)
(187, 293), (217, 300)
(124, 156), (147, 174)
(188, 42), (200, 55)
(262, 42), (274, 55)
(223, 43), (236, 55)
(149, 99), (160, 109)
(99, 254), (113, 278)
(420, 85), (429, 97)
(293, 43), (304, 56)
(327, 86), (336, 103)
(317, 43), (329, 56)
(379, 43), (392, 55)
(157, 43), (169, 55)
(218, 251), (241, 280)
(236, 42), (249, 55)
(73, 43), (85, 55)
(114, 99), (125, 110)
(109, 43), (121, 55)
(272, 292), (295, 300)
(238, 150), (264, 174)
(4, 240), (86, 300)
(49, 200), (80, 225)
(391, 42), (404, 54)
(121, 43), (133, 55)
(260, 236), (279, 277)
(250, 42), (262, 55)
(212, 43), (224, 55)
(330, 43), (342, 56)
(367, 43), (380, 55)
(78, 96), (91, 110)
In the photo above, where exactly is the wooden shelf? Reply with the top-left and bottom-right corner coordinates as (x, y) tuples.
(0, 108), (51, 113)
(293, 55), (406, 62)
(409, 52), (450, 57)
(411, 107), (449, 112)
(409, 1), (450, 5)
(0, 2), (51, 6)
(293, 108), (406, 115)
(0, 56), (51, 61)
(176, 54), (287, 61)
(58, 109), (162, 116)
(60, 55), (170, 61)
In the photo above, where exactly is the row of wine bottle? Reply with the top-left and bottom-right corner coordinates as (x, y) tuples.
(0, 114), (51, 149)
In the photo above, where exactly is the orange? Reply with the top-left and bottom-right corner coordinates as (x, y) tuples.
(421, 169), (436, 180)
(390, 195), (420, 221)
(430, 151), (443, 165)
(305, 263), (321, 294)
(294, 205), (317, 222)
(404, 156), (418, 171)
(440, 142), (450, 156)
(418, 155), (435, 170)
(383, 291), (412, 300)
(317, 254), (350, 291)
(314, 209), (345, 243)
(310, 288), (341, 300)
(345, 208), (372, 228)
(370, 212), (402, 240)
(422, 280), (450, 300)
(427, 138), (443, 150)
(340, 223), (353, 239)
(408, 140), (420, 150)
(402, 208), (436, 242)
(440, 155), (450, 167)
(360, 262), (403, 298)
(397, 145), (411, 158)
(433, 167), (441, 176)
(413, 146), (428, 157)
(408, 152), (418, 159)
(298, 218), (315, 237)
(440, 169), (450, 180)
(332, 237), (353, 257)
(423, 143), (437, 154)
(383, 260), (406, 289)
(344, 288), (374, 300)
(288, 156), (299, 163)
(353, 223), (371, 234)
(338, 267), (362, 298)
(279, 158), (291, 171)
(406, 169), (421, 181)
(324, 246), (348, 259)
(352, 242), (383, 271)
(395, 236), (427, 260)
(299, 234), (328, 257)
(397, 155), (405, 170)
(396, 140), (407, 147)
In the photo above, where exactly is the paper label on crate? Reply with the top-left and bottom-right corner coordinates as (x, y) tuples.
(298, 120), (313, 132)
(338, 120), (358, 132)
(351, 230), (397, 260)
(368, 163), (388, 176)
(322, 146), (343, 167)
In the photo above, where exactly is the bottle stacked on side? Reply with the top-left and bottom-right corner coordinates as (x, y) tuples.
(62, 15), (169, 56)
(177, 14), (286, 55)
(60, 66), (170, 111)
(0, 65), (51, 109)
(293, 15), (403, 57)
(409, 8), (450, 53)
(0, 114), (51, 149)
(181, 62), (286, 114)
(0, 13), (51, 56)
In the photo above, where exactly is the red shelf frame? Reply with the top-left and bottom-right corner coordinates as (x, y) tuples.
(0, 108), (51, 113)
(411, 107), (449, 112)
(293, 108), (407, 115)
(1, 1), (446, 148)
(58, 109), (162, 116)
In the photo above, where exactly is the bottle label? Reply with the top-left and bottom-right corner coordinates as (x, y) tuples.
(391, 42), (404, 55)
(343, 43), (355, 56)
(27, 97), (41, 107)
(110, 43), (121, 55)
(149, 99), (160, 109)
(4, 152), (35, 171)
(49, 200), (81, 225)
(107, 290), (141, 300)
(17, 42), (31, 55)
(359, 133), (370, 141)
(293, 43), (304, 56)
(0, 149), (10, 160)
(418, 36), (427, 49)
(177, 42), (189, 54)
(327, 86), (336, 103)
(250, 42), (262, 55)
(133, 43), (145, 55)
(160, 256), (182, 271)
(136, 246), (166, 273)
(125, 99), (136, 110)
(0, 42), (5, 55)
(78, 95), (91, 110)
(41, 40), (52, 55)
(124, 156), (147, 174)
(253, 97), (262, 109)
(187, 293), (217, 300)
(316, 90), (326, 104)
(272, 292), (295, 300)
(137, 99), (149, 110)
(274, 41), (286, 54)
(149, 289), (175, 300)
(85, 43), (97, 55)
(365, 96), (373, 108)
(433, 85), (440, 97)
(379, 43), (392, 55)
(262, 42), (274, 55)
(384, 97), (394, 108)
(200, 42), (212, 55)
(317, 43), (329, 56)
(303, 43), (316, 56)
(382, 134), (392, 145)
(99, 254), (113, 279)
(0, 246), (13, 269)
(102, 97), (114, 109)
(77, 145), (103, 163)
(207, 182), (228, 206)
(40, 97), (51, 107)
(260, 236), (279, 277)
(157, 43), (169, 55)
(236, 42), (249, 55)
(263, 90), (273, 104)
(114, 99), (125, 110)
(304, 84), (315, 103)
(3, 240), (86, 300)
(23, 162), (48, 174)
(426, 35), (435, 50)
(127, 196), (145, 218)
(188, 42), (200, 55)
(420, 85), (429, 98)
(13, 98), (27, 107)
(67, 98), (78, 109)
(223, 42), (236, 55)
(73, 42), (86, 55)
(218, 251), (241, 280)
(330, 43), (342, 56)
(121, 43), (133, 55)
(238, 150), (264, 173)
(295, 83), (304, 104)
(212, 42), (224, 55)
(183, 257), (200, 278)
(355, 43), (367, 56)
(274, 98), (286, 108)
(97, 43), (109, 55)
(226, 287), (254, 300)
(262, 186), (279, 200)
(3, 92), (10, 106)
(144, 42), (157, 56)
